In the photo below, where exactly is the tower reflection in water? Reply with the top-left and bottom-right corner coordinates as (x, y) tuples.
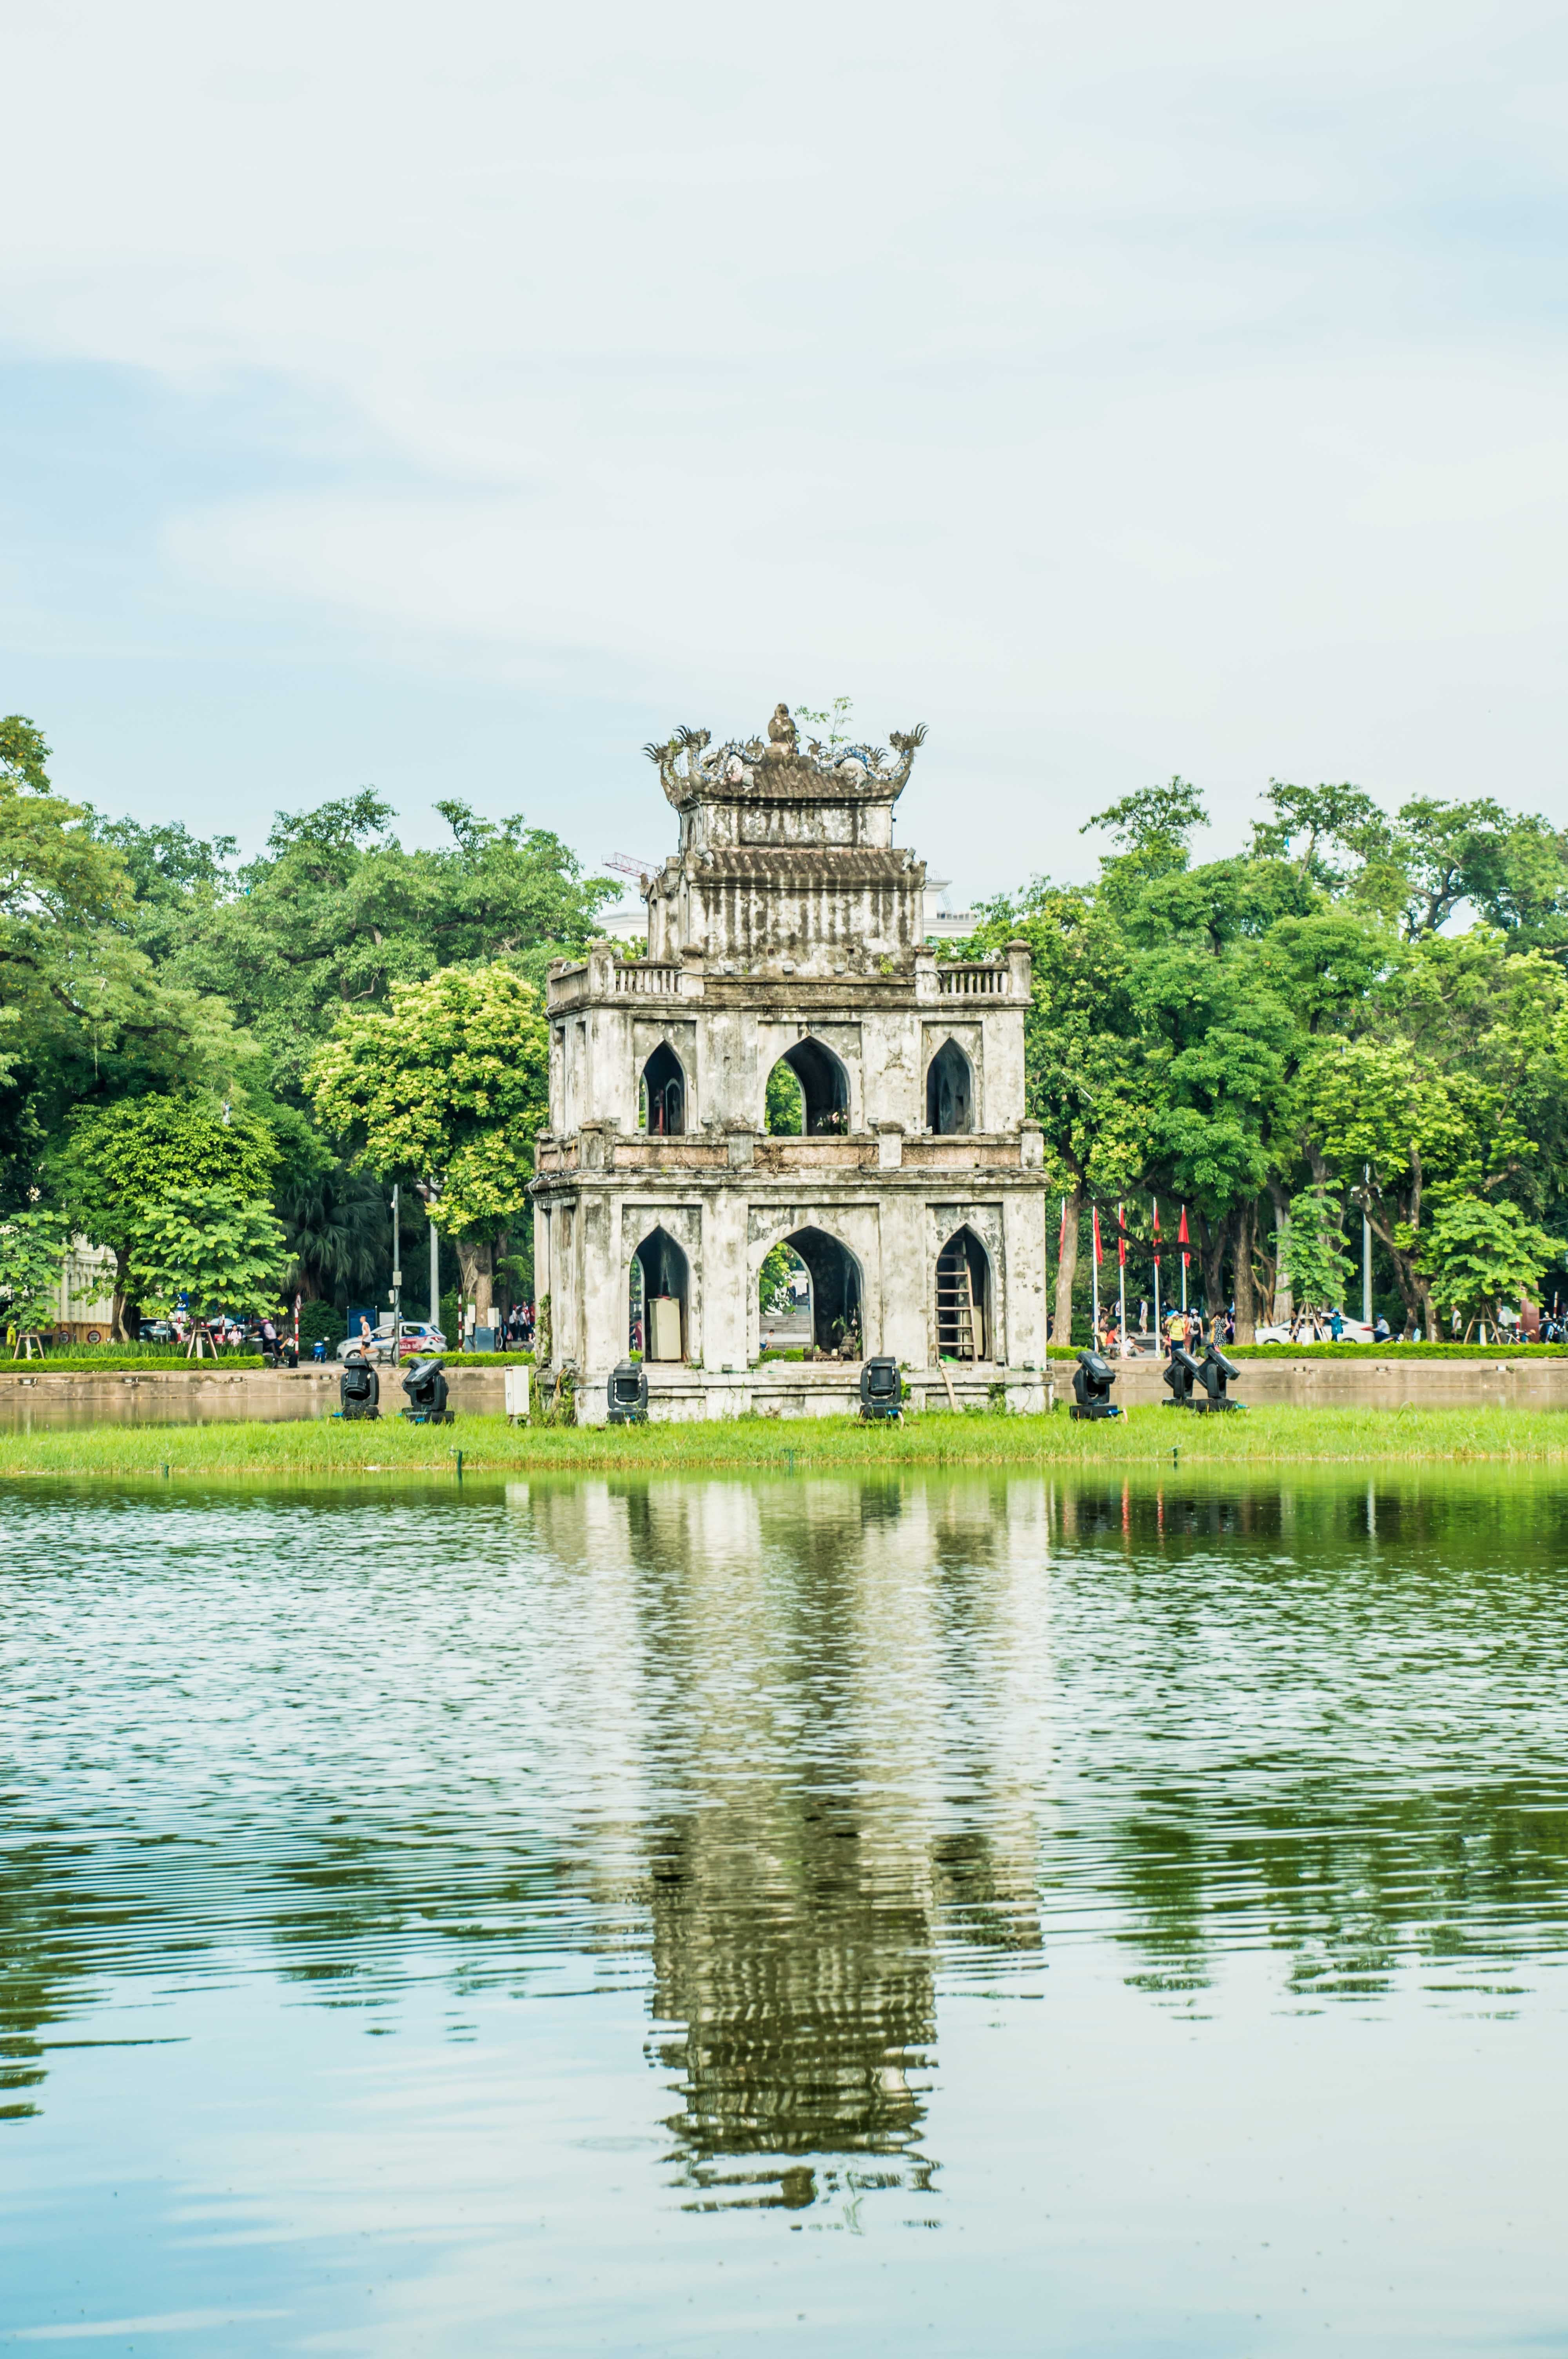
(531, 1476), (1051, 2217)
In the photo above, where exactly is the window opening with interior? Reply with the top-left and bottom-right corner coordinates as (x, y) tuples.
(771, 1225), (863, 1358)
(630, 1225), (689, 1361)
(926, 1038), (974, 1134)
(764, 1038), (849, 1136)
(639, 1043), (686, 1136)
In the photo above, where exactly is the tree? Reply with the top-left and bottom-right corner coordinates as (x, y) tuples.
(93, 814), (238, 966)
(147, 791), (615, 1094)
(277, 1161), (393, 1305)
(308, 964), (549, 1323)
(1416, 1197), (1564, 1339)
(49, 1097), (279, 1337)
(1082, 778), (1208, 918)
(1249, 780), (1390, 891)
(958, 885), (1156, 1341)
(1273, 1185), (1353, 1314)
(127, 1187), (290, 1324)
(765, 1061), (804, 1135)
(0, 1206), (68, 1336)
(758, 1242), (800, 1316)
(0, 719), (249, 1181)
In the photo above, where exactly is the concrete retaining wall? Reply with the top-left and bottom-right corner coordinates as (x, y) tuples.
(0, 1366), (508, 1428)
(2, 1356), (1566, 1429)
(1067, 1356), (1568, 1411)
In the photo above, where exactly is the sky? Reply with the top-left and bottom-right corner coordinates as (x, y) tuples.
(4, 0), (1566, 904)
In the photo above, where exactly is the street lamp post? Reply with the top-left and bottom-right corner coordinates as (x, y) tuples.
(390, 1183), (402, 1360)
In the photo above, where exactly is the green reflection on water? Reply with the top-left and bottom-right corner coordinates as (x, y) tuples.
(4, 1468), (1568, 2227)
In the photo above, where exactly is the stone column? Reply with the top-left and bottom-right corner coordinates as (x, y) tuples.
(702, 1184), (751, 1372)
(1003, 1189), (1048, 1372)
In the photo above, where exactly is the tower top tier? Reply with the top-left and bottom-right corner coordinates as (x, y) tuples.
(638, 705), (931, 970)
(645, 705), (926, 827)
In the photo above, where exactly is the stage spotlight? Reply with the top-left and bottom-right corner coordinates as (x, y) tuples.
(1196, 1344), (1243, 1411)
(1071, 1349), (1122, 1420)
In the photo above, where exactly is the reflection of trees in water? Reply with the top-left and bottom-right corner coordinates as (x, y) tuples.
(1055, 1476), (1568, 2005)
(0, 1824), (577, 2121)
(16, 1468), (1568, 2190)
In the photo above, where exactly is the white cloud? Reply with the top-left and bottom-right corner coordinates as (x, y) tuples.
(4, 0), (1568, 882)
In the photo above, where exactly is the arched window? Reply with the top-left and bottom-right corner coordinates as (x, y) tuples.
(936, 1227), (991, 1361)
(758, 1239), (810, 1349)
(640, 1043), (686, 1136)
(631, 1225), (689, 1361)
(926, 1039), (974, 1135)
(774, 1225), (863, 1358)
(764, 1038), (850, 1136)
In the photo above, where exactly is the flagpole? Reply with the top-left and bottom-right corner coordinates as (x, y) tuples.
(1091, 1205), (1100, 1344)
(1152, 1198), (1161, 1341)
(1180, 1205), (1189, 1317)
(1117, 1201), (1127, 1354)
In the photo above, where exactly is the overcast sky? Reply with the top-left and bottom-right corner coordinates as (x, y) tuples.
(4, 0), (1565, 901)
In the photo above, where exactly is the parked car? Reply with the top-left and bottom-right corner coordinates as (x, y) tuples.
(138, 1319), (176, 1344)
(394, 1322), (447, 1359)
(336, 1321), (446, 1364)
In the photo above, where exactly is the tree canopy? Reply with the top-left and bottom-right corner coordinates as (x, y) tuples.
(965, 774), (1568, 1338)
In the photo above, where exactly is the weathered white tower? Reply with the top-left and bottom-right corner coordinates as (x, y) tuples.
(531, 707), (1049, 1421)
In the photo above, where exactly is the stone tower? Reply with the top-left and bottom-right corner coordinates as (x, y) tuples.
(531, 707), (1049, 1421)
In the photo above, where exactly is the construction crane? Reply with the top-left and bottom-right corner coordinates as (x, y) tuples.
(602, 854), (661, 885)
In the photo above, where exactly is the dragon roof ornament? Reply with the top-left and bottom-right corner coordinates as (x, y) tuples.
(643, 703), (927, 810)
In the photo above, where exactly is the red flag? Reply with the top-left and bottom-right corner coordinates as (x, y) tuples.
(1058, 1197), (1069, 1256)
(1178, 1204), (1191, 1267)
(1152, 1197), (1161, 1242)
(1117, 1201), (1127, 1268)
(1092, 1205), (1102, 1265)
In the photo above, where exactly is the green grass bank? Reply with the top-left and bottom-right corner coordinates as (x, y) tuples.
(7, 1403), (1568, 1481)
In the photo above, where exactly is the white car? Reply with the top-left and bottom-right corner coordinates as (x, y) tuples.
(336, 1322), (447, 1364)
(1254, 1316), (1374, 1344)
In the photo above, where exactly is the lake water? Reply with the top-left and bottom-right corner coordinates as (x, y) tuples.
(4, 1472), (1568, 2354)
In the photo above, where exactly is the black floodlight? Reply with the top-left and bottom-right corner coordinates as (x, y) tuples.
(1197, 1343), (1242, 1410)
(860, 1356), (903, 1420)
(401, 1358), (451, 1423)
(339, 1350), (380, 1421)
(1163, 1344), (1201, 1406)
(607, 1360), (650, 1423)
(1071, 1348), (1121, 1420)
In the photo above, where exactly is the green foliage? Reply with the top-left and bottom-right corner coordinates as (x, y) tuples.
(1274, 1185), (1354, 1310)
(795, 696), (855, 746)
(1416, 1196), (1564, 1331)
(764, 1060), (804, 1136)
(0, 1351), (266, 1371)
(0, 1205), (68, 1330)
(758, 1241), (801, 1313)
(309, 964), (548, 1235)
(278, 1160), (389, 1305)
(52, 1096), (279, 1265)
(0, 722), (247, 1169)
(126, 1186), (290, 1319)
(147, 791), (614, 1093)
(296, 1298), (344, 1352)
